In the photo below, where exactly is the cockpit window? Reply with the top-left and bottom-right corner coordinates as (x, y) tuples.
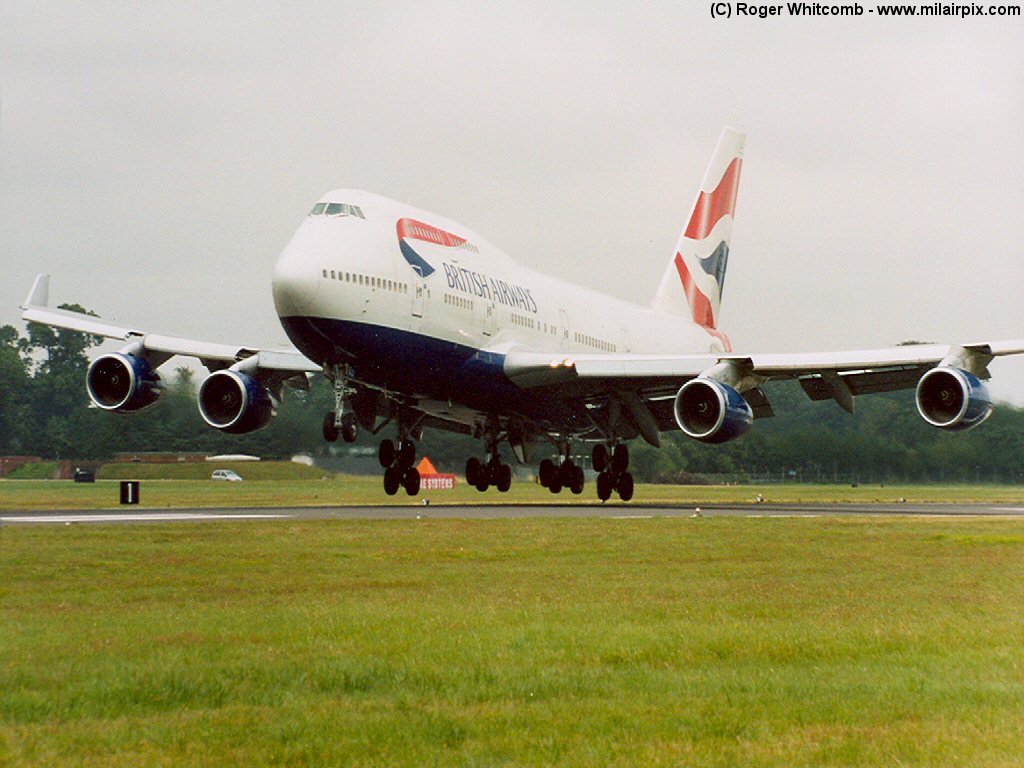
(310, 201), (366, 219)
(323, 202), (365, 219)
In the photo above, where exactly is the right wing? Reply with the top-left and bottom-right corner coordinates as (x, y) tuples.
(503, 339), (1024, 445)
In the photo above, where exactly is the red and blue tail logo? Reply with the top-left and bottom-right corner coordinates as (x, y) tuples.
(653, 129), (745, 349)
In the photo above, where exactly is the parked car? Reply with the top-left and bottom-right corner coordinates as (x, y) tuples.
(211, 469), (243, 482)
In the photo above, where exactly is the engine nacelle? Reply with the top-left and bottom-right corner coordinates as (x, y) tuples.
(86, 353), (162, 413)
(198, 370), (275, 434)
(915, 366), (992, 431)
(673, 378), (753, 444)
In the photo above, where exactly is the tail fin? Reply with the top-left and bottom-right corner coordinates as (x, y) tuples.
(652, 128), (745, 331)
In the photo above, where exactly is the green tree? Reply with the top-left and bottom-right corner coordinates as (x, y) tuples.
(0, 325), (33, 454)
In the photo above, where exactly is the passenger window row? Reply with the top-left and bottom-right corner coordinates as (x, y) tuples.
(322, 269), (408, 294)
(574, 332), (615, 352)
(511, 312), (536, 330)
(444, 293), (474, 311)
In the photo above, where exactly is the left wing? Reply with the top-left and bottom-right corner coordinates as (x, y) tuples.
(504, 339), (1024, 445)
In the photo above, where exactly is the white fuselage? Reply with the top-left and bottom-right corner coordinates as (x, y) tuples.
(271, 189), (726, 431)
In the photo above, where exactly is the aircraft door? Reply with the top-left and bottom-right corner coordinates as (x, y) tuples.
(411, 267), (426, 318)
(482, 301), (496, 336)
(558, 309), (570, 351)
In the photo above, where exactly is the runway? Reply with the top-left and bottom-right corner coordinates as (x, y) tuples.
(4, 503), (1024, 525)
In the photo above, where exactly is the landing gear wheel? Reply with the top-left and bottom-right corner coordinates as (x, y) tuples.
(496, 463), (512, 493)
(398, 439), (416, 469)
(402, 467), (421, 496)
(466, 457), (481, 487)
(322, 412), (340, 442)
(616, 471), (634, 502)
(592, 444), (609, 473)
(475, 471), (490, 492)
(597, 471), (613, 502)
(379, 439), (395, 468)
(569, 464), (585, 495)
(539, 458), (556, 488)
(383, 465), (400, 496)
(548, 475), (563, 494)
(340, 412), (357, 443)
(611, 444), (630, 476)
(558, 460), (576, 488)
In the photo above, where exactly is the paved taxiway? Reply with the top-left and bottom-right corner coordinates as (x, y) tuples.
(4, 503), (1024, 525)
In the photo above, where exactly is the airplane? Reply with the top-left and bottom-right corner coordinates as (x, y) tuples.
(21, 128), (1024, 500)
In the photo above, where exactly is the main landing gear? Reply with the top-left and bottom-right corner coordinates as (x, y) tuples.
(592, 443), (633, 502)
(379, 438), (420, 496)
(465, 455), (512, 493)
(464, 420), (513, 493)
(538, 456), (585, 495)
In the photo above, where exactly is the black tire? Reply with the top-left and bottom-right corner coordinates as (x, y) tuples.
(538, 458), (555, 488)
(322, 412), (340, 442)
(548, 476), (562, 494)
(383, 465), (400, 495)
(496, 463), (512, 493)
(597, 471), (613, 501)
(570, 464), (585, 495)
(616, 471), (634, 502)
(559, 459), (576, 488)
(340, 412), (358, 443)
(475, 472), (490, 492)
(611, 444), (630, 475)
(592, 444), (608, 473)
(403, 467), (421, 496)
(398, 439), (416, 469)
(465, 457), (481, 486)
(379, 439), (395, 468)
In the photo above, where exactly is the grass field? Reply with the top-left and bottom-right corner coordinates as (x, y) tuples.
(3, 472), (1024, 511)
(1, 516), (1023, 766)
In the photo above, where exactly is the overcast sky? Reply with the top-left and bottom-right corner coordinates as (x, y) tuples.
(2, 2), (1022, 403)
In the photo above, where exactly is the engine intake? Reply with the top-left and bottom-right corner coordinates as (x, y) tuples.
(674, 378), (753, 444)
(199, 370), (275, 434)
(915, 366), (992, 431)
(86, 353), (162, 413)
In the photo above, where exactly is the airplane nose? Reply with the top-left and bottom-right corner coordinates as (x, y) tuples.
(272, 227), (321, 317)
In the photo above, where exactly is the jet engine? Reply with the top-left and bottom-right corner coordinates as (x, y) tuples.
(915, 367), (992, 431)
(86, 353), (162, 413)
(198, 370), (275, 434)
(673, 378), (754, 444)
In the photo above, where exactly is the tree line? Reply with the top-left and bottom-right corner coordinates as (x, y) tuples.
(2, 317), (1022, 482)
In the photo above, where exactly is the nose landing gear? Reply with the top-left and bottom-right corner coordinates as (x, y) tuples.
(322, 410), (357, 443)
(322, 365), (358, 443)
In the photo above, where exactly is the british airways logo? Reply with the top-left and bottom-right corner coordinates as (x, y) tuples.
(396, 218), (479, 278)
(395, 217), (537, 313)
(442, 262), (538, 314)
